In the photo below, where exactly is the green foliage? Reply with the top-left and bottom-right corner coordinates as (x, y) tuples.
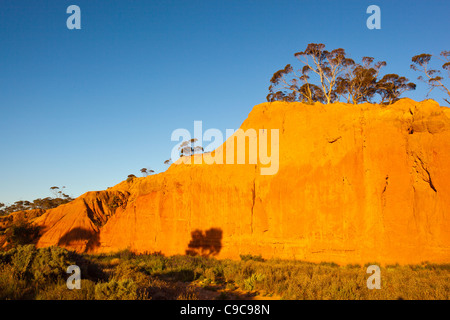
(10, 244), (36, 279)
(106, 195), (127, 213)
(0, 245), (76, 300)
(35, 279), (97, 300)
(94, 279), (138, 300)
(10, 245), (75, 284)
(0, 248), (16, 264)
(376, 74), (416, 105)
(203, 266), (224, 283)
(1, 248), (449, 300)
(335, 56), (386, 104)
(240, 254), (265, 262)
(0, 263), (32, 299)
(0, 186), (74, 216)
(346, 263), (362, 269)
(31, 246), (76, 284)
(4, 218), (40, 247)
(243, 273), (265, 291)
(320, 261), (339, 268)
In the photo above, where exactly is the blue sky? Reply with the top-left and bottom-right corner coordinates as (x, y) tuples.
(0, 0), (449, 204)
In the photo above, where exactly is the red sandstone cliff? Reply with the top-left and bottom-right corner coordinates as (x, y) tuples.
(32, 99), (450, 265)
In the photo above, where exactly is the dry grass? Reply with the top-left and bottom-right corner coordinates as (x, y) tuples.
(0, 247), (448, 300)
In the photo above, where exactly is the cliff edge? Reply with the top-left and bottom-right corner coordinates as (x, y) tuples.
(32, 99), (450, 265)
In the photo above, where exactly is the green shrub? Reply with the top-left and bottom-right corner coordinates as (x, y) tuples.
(1, 248), (449, 300)
(10, 244), (36, 279)
(10, 245), (75, 284)
(176, 286), (199, 300)
(204, 267), (218, 282)
(95, 279), (138, 300)
(31, 246), (76, 284)
(35, 279), (96, 300)
(112, 262), (141, 281)
(240, 254), (264, 262)
(243, 273), (265, 291)
(0, 248), (16, 264)
(73, 254), (106, 282)
(319, 262), (339, 268)
(135, 254), (166, 274)
(4, 219), (40, 248)
(117, 248), (136, 261)
(126, 175), (136, 183)
(0, 263), (33, 299)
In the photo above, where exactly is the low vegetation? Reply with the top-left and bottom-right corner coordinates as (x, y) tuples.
(0, 186), (74, 216)
(0, 246), (448, 300)
(2, 218), (40, 249)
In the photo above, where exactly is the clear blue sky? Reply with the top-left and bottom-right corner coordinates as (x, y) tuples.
(0, 0), (449, 204)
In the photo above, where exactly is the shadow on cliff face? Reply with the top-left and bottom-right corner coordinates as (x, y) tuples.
(185, 228), (223, 257)
(57, 227), (100, 252)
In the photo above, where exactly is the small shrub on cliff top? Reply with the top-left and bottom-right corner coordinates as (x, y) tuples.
(126, 174), (136, 183)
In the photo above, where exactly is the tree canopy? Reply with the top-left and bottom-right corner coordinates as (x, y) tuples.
(411, 51), (450, 105)
(268, 43), (416, 105)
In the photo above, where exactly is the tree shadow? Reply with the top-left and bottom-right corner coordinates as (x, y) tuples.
(57, 227), (100, 252)
(185, 228), (223, 257)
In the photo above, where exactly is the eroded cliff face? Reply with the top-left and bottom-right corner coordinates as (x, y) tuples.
(34, 191), (129, 252)
(33, 99), (450, 264)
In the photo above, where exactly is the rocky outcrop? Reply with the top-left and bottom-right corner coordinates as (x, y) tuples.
(32, 99), (450, 265)
(34, 191), (129, 252)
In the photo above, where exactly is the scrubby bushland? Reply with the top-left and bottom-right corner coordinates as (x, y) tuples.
(267, 43), (416, 105)
(0, 245), (76, 299)
(0, 187), (74, 250)
(0, 197), (73, 216)
(10, 245), (75, 284)
(0, 246), (448, 300)
(0, 186), (74, 216)
(2, 218), (40, 248)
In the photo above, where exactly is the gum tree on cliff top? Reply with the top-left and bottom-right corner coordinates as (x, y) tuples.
(268, 43), (416, 105)
(335, 56), (386, 104)
(411, 51), (450, 105)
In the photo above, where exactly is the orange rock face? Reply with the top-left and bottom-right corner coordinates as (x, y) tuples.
(33, 99), (450, 265)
